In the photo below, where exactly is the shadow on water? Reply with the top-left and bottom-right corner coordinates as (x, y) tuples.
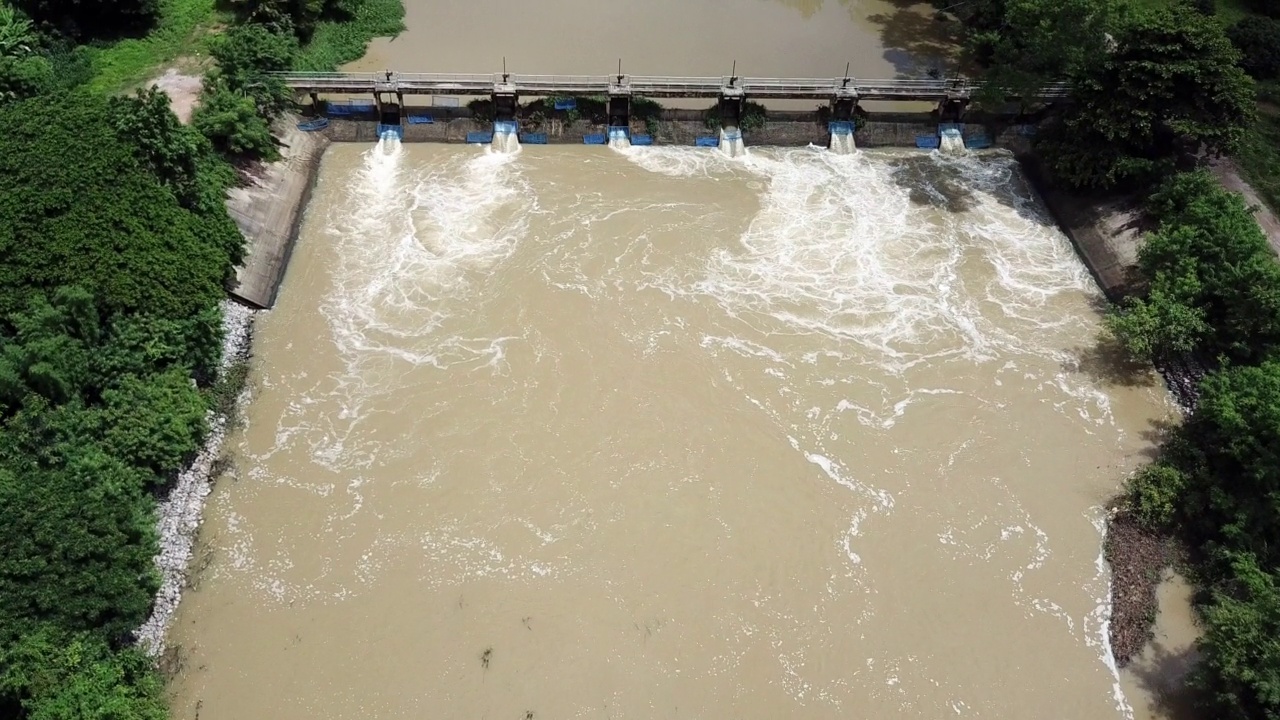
(885, 153), (1054, 229)
(1127, 641), (1204, 720)
(1063, 333), (1159, 391)
(862, 0), (964, 77)
(760, 0), (963, 77)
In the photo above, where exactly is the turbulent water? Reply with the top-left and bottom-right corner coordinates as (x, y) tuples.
(169, 142), (1172, 719)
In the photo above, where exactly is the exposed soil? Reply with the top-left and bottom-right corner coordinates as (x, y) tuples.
(1106, 511), (1176, 667)
(149, 67), (204, 124)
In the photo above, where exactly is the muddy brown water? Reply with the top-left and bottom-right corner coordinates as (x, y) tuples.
(167, 141), (1181, 718)
(345, 0), (950, 78)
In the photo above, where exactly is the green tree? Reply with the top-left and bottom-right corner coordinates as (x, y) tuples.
(0, 626), (167, 720)
(1041, 4), (1256, 189)
(0, 448), (157, 643)
(0, 54), (51, 104)
(0, 92), (235, 321)
(0, 287), (99, 411)
(1176, 362), (1280, 565)
(208, 22), (297, 116)
(100, 370), (207, 478)
(1228, 17), (1280, 79)
(10, 0), (159, 41)
(1192, 552), (1280, 719)
(1106, 277), (1211, 359)
(193, 87), (277, 158)
(1106, 172), (1280, 362)
(109, 88), (205, 207)
(0, 4), (37, 57)
(966, 0), (1118, 106)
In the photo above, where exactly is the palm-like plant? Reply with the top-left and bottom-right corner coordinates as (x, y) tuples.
(0, 4), (37, 58)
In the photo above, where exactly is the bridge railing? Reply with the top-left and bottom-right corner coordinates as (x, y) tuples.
(510, 74), (613, 94)
(626, 76), (727, 93)
(392, 72), (498, 87)
(270, 72), (1073, 100)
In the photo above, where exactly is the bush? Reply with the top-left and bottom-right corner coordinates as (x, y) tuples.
(10, 0), (159, 41)
(1127, 463), (1189, 530)
(0, 55), (52, 104)
(109, 88), (206, 207)
(1228, 18), (1280, 79)
(0, 92), (236, 321)
(1248, 0), (1280, 17)
(208, 23), (296, 116)
(1192, 552), (1280, 720)
(1108, 171), (1280, 363)
(0, 626), (167, 719)
(193, 87), (277, 158)
(1041, 5), (1255, 190)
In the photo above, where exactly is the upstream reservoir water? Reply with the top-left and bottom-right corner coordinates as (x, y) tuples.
(168, 142), (1174, 718)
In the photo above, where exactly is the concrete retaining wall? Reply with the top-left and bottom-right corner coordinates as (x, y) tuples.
(225, 117), (330, 308)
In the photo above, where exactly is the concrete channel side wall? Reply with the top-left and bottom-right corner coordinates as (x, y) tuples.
(234, 113), (1140, 312)
(225, 119), (331, 308)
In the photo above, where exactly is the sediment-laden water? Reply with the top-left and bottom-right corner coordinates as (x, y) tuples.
(167, 142), (1173, 719)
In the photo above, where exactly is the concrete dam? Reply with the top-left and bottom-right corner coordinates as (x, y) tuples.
(278, 70), (1069, 152)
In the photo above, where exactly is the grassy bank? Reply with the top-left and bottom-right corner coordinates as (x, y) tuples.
(85, 0), (225, 93)
(294, 0), (405, 71)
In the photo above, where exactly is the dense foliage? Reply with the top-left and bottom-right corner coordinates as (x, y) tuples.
(0, 0), (398, 712)
(1042, 4), (1255, 189)
(952, 0), (1280, 715)
(1228, 18), (1280, 79)
(961, 0), (1118, 104)
(0, 80), (239, 720)
(1103, 176), (1280, 717)
(1100, 170), (1280, 718)
(1108, 172), (1280, 363)
(10, 0), (159, 41)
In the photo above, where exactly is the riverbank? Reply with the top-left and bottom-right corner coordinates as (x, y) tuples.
(134, 299), (257, 656)
(136, 119), (329, 655)
(1014, 152), (1192, 676)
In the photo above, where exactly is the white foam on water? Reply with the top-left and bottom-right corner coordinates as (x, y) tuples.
(491, 128), (521, 154)
(719, 126), (746, 158)
(829, 131), (856, 155)
(1088, 509), (1137, 720)
(608, 126), (632, 151)
(940, 129), (966, 155)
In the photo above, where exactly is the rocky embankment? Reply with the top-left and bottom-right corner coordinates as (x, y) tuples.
(133, 299), (256, 655)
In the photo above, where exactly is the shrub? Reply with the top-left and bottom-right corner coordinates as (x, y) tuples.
(1228, 18), (1280, 79)
(1127, 463), (1188, 529)
(193, 87), (277, 158)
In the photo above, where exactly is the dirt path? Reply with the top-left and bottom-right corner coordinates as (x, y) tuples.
(149, 68), (203, 124)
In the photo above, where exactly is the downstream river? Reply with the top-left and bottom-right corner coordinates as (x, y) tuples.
(168, 141), (1174, 718)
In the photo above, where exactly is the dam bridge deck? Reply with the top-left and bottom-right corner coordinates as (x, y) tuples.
(277, 72), (1070, 102)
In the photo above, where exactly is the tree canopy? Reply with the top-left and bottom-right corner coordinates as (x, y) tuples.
(0, 92), (238, 321)
(1038, 3), (1256, 189)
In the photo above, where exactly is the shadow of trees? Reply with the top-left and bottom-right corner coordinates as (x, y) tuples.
(884, 153), (1063, 230)
(1126, 640), (1205, 720)
(861, 0), (965, 77)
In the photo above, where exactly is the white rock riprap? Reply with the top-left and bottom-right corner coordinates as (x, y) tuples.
(134, 298), (256, 656)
